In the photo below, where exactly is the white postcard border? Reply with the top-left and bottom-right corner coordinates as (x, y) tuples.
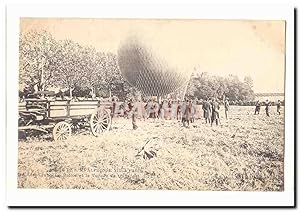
(6, 3), (295, 206)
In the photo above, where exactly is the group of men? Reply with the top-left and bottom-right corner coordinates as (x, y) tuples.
(114, 97), (199, 129)
(123, 96), (283, 130)
(119, 96), (230, 130)
(254, 99), (282, 116)
(202, 97), (229, 126)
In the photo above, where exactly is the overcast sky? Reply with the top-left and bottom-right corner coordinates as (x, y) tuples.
(20, 18), (285, 93)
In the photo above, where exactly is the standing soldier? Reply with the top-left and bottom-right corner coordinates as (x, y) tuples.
(171, 99), (178, 120)
(224, 98), (230, 120)
(128, 98), (138, 130)
(135, 95), (144, 120)
(123, 99), (129, 118)
(180, 99), (186, 126)
(211, 97), (220, 126)
(153, 98), (160, 120)
(177, 99), (182, 121)
(202, 97), (211, 124)
(161, 99), (168, 120)
(277, 100), (281, 115)
(265, 99), (271, 117)
(181, 99), (191, 127)
(190, 100), (196, 123)
(145, 99), (153, 119)
(254, 100), (261, 115)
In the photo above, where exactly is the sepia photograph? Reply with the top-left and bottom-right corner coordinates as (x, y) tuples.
(17, 18), (286, 191)
(5, 2), (295, 207)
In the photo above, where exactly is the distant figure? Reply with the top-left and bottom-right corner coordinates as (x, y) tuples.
(265, 99), (271, 117)
(167, 100), (172, 119)
(177, 100), (182, 120)
(224, 98), (230, 119)
(171, 100), (178, 120)
(145, 99), (154, 119)
(190, 100), (197, 123)
(123, 100), (130, 118)
(202, 97), (211, 124)
(277, 100), (281, 115)
(181, 99), (191, 127)
(211, 98), (220, 126)
(135, 96), (145, 120)
(161, 99), (169, 120)
(195, 100), (202, 120)
(128, 98), (138, 130)
(254, 100), (261, 115)
(23, 85), (34, 99)
(153, 100), (160, 119)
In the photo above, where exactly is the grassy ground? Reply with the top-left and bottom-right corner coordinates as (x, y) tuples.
(18, 106), (284, 191)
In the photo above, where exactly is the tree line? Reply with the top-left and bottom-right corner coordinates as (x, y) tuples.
(186, 72), (255, 101)
(19, 30), (136, 100)
(19, 30), (255, 101)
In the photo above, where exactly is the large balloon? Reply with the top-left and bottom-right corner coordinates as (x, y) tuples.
(117, 35), (192, 97)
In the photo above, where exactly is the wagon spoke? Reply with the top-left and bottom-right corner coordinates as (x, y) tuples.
(61, 134), (67, 140)
(57, 134), (63, 141)
(60, 134), (65, 140)
(102, 117), (109, 124)
(93, 119), (100, 124)
(101, 123), (107, 130)
(93, 124), (98, 133)
(97, 112), (103, 120)
(97, 124), (102, 133)
(99, 122), (104, 132)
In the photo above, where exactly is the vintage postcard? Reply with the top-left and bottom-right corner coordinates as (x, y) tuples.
(6, 4), (295, 207)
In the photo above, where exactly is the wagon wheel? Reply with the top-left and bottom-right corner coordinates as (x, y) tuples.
(90, 108), (111, 136)
(53, 121), (72, 141)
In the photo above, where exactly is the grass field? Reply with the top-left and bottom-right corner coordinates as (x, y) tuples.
(18, 106), (284, 191)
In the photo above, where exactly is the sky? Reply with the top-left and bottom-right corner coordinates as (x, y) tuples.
(20, 18), (285, 93)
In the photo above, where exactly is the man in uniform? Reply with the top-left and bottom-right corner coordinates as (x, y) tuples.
(127, 98), (138, 130)
(145, 98), (154, 119)
(189, 100), (195, 123)
(177, 99), (182, 121)
(202, 97), (211, 124)
(254, 100), (261, 115)
(161, 99), (168, 120)
(211, 97), (220, 126)
(224, 98), (230, 119)
(265, 99), (271, 117)
(277, 100), (281, 115)
(181, 99), (191, 128)
(153, 98), (160, 120)
(171, 99), (178, 120)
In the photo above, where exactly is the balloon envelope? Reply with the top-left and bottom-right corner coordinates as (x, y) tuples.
(118, 35), (192, 97)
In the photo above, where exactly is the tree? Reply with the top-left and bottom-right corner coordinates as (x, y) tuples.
(243, 76), (255, 101)
(19, 30), (59, 91)
(95, 52), (131, 98)
(185, 71), (255, 101)
(244, 76), (254, 89)
(52, 40), (87, 98)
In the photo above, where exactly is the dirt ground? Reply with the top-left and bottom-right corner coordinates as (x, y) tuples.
(18, 106), (284, 191)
